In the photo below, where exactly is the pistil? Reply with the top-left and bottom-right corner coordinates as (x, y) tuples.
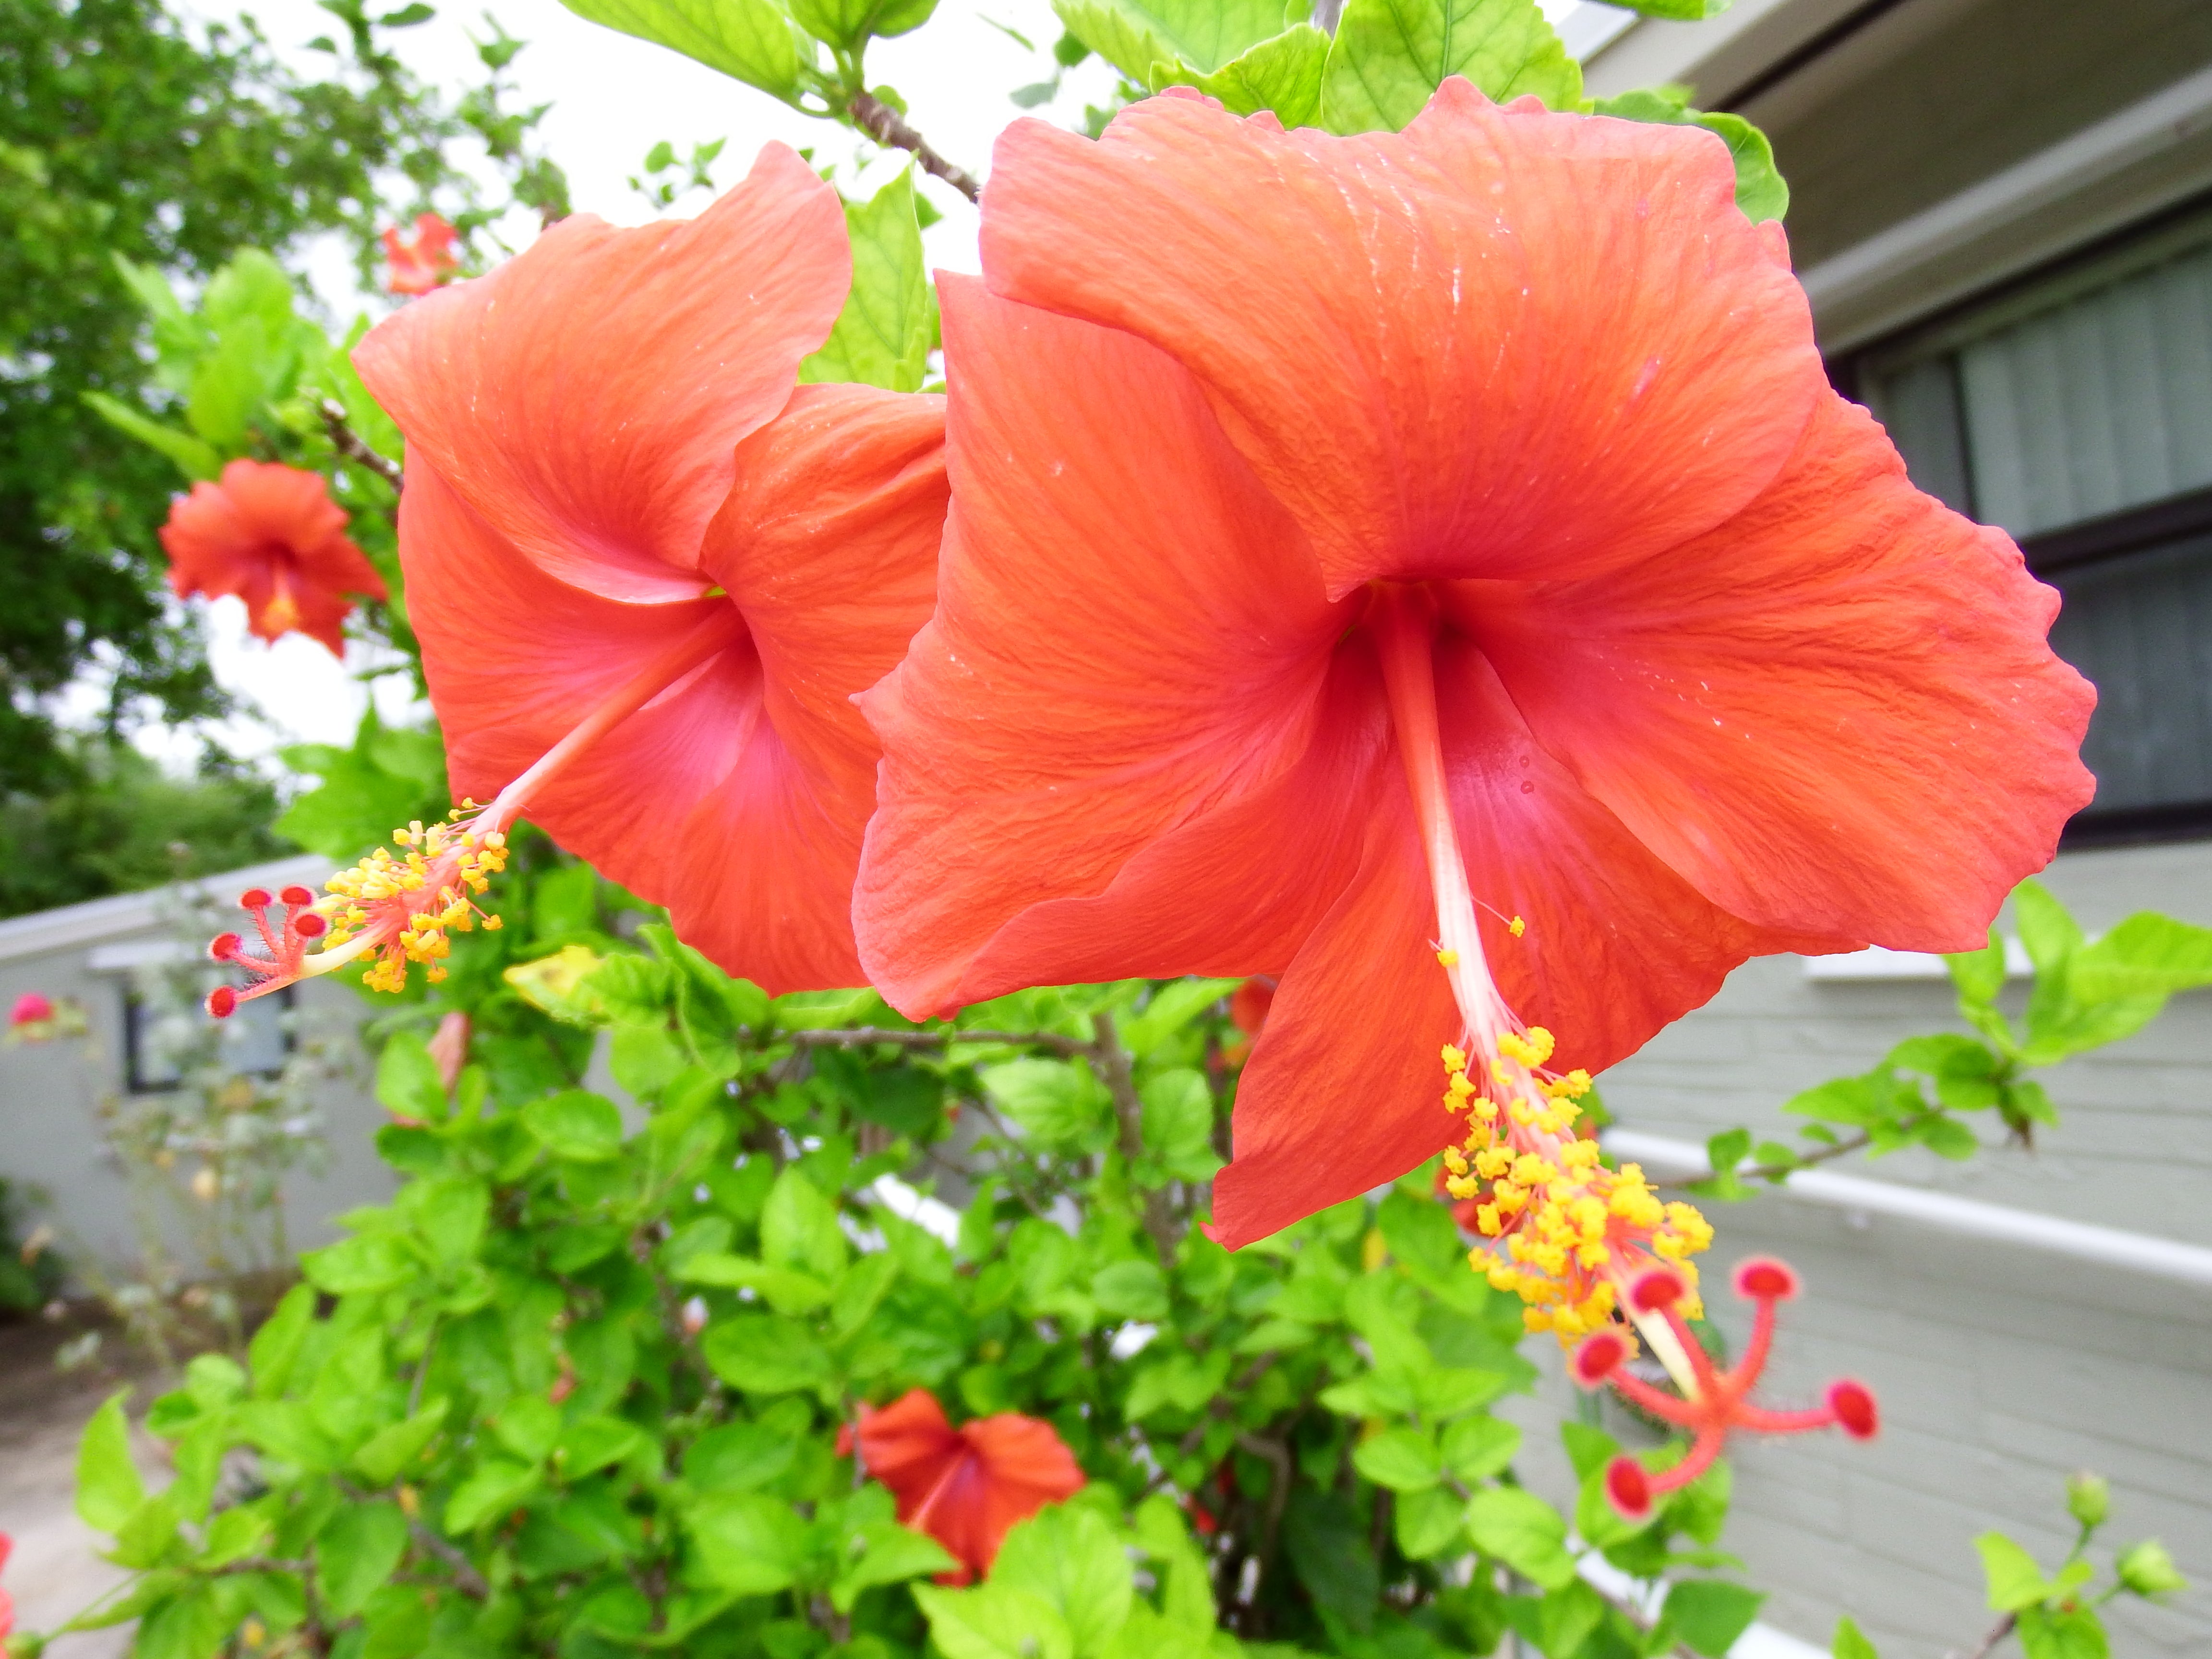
(1370, 585), (1714, 1393)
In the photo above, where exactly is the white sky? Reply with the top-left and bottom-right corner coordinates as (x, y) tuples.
(111, 0), (1594, 769)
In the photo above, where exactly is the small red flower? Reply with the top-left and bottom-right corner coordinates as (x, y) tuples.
(426, 1010), (471, 1093)
(159, 460), (387, 656)
(10, 993), (52, 1027)
(383, 212), (461, 296)
(850, 1388), (1084, 1582)
(1572, 1257), (1877, 1520)
(0, 1529), (13, 1640)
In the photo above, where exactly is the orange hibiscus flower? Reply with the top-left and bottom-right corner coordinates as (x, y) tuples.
(382, 212), (461, 296)
(209, 146), (946, 1016)
(158, 459), (385, 655)
(852, 84), (2093, 1358)
(849, 1389), (1084, 1583)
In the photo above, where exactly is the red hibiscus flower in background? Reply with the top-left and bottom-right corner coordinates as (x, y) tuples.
(347, 144), (946, 997)
(10, 993), (53, 1028)
(854, 83), (2093, 1298)
(0, 1529), (13, 1639)
(849, 1389), (1084, 1582)
(158, 459), (386, 656)
(382, 211), (460, 296)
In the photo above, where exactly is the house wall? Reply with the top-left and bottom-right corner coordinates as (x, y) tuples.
(0, 857), (397, 1287)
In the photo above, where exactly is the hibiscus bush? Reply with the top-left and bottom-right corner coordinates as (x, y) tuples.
(30, 0), (2202, 1653)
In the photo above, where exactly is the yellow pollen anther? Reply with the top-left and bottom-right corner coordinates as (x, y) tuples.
(1435, 948), (1460, 967)
(1508, 915), (1526, 937)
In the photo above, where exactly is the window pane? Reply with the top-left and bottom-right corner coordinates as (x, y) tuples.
(1958, 240), (2212, 537)
(2048, 531), (2212, 816)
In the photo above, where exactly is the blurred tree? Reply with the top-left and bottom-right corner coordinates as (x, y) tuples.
(0, 734), (290, 915)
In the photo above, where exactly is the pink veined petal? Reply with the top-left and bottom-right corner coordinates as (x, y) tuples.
(979, 80), (1825, 599)
(1462, 390), (2098, 951)
(855, 278), (1353, 1018)
(353, 144), (847, 603)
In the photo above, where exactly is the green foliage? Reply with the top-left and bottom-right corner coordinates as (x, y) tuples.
(1321, 0), (1583, 132)
(558, 0), (807, 101)
(1589, 88), (1788, 222)
(800, 169), (937, 394)
(0, 0), (470, 796)
(38, 949), (1778, 1657)
(0, 735), (291, 918)
(276, 712), (450, 862)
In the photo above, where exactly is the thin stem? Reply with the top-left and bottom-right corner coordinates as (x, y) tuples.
(1963, 1612), (2019, 1659)
(1093, 1010), (1179, 1263)
(848, 92), (983, 203)
(318, 399), (404, 492)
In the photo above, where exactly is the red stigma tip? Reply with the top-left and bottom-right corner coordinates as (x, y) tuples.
(1571, 1330), (1628, 1389)
(1734, 1256), (1799, 1301)
(1828, 1379), (1879, 1439)
(238, 888), (273, 910)
(279, 885), (315, 906)
(1604, 1456), (1653, 1520)
(292, 911), (328, 939)
(209, 933), (241, 962)
(206, 986), (239, 1019)
(1629, 1267), (1685, 1312)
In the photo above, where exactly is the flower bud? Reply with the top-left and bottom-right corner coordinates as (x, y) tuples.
(2065, 1470), (2110, 1529)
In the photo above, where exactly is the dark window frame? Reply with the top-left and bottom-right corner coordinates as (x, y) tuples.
(122, 983), (296, 1094)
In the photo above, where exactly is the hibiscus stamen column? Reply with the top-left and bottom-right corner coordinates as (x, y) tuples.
(207, 608), (749, 1015)
(1368, 584), (1712, 1392)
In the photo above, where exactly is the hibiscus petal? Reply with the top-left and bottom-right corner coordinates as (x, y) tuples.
(856, 1389), (964, 1499)
(1464, 392), (2098, 952)
(1210, 785), (1460, 1250)
(1432, 637), (1847, 1074)
(980, 82), (1824, 598)
(702, 381), (947, 832)
(855, 279), (1354, 1017)
(354, 144), (846, 603)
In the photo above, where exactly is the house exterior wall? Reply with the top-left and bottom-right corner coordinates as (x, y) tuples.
(0, 857), (397, 1286)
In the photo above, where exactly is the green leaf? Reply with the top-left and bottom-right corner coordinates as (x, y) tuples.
(800, 169), (933, 392)
(1351, 1426), (1441, 1492)
(991, 1504), (1130, 1657)
(376, 1032), (446, 1120)
(81, 392), (224, 481)
(1117, 976), (1239, 1052)
(352, 1399), (449, 1485)
(686, 1492), (813, 1593)
(1136, 1068), (1221, 1181)
(678, 1252), (833, 1314)
(761, 1166), (849, 1282)
(493, 1394), (562, 1463)
(317, 1502), (409, 1619)
(1705, 1127), (1751, 1175)
(2015, 1604), (2110, 1659)
(521, 1090), (625, 1162)
(1976, 1531), (2054, 1611)
(1832, 1616), (1881, 1659)
(914, 1583), (1077, 1659)
(1948, 929), (2009, 1009)
(557, 0), (805, 98)
(787, 0), (935, 48)
(77, 1391), (146, 1532)
(1394, 1483), (1465, 1559)
(831, 1519), (960, 1613)
(301, 1233), (413, 1296)
(249, 1284), (317, 1398)
(1052, 0), (1293, 82)
(445, 1458), (540, 1531)
(1465, 1486), (1575, 1589)
(982, 1057), (1112, 1151)
(1322, 0), (1580, 135)
(2069, 912), (2212, 1001)
(1092, 1259), (1169, 1320)
(2115, 1539), (2189, 1597)
(1665, 1580), (1767, 1657)
(685, 1421), (798, 1491)
(702, 1314), (834, 1393)
(1916, 1115), (1981, 1160)
(1153, 24), (1328, 127)
(1440, 1415), (1520, 1481)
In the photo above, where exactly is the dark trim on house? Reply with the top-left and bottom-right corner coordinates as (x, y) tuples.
(2061, 798), (2212, 850)
(2019, 485), (2212, 576)
(1717, 0), (1920, 111)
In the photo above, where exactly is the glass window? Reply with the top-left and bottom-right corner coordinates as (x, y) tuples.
(1858, 207), (2212, 842)
(124, 985), (292, 1092)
